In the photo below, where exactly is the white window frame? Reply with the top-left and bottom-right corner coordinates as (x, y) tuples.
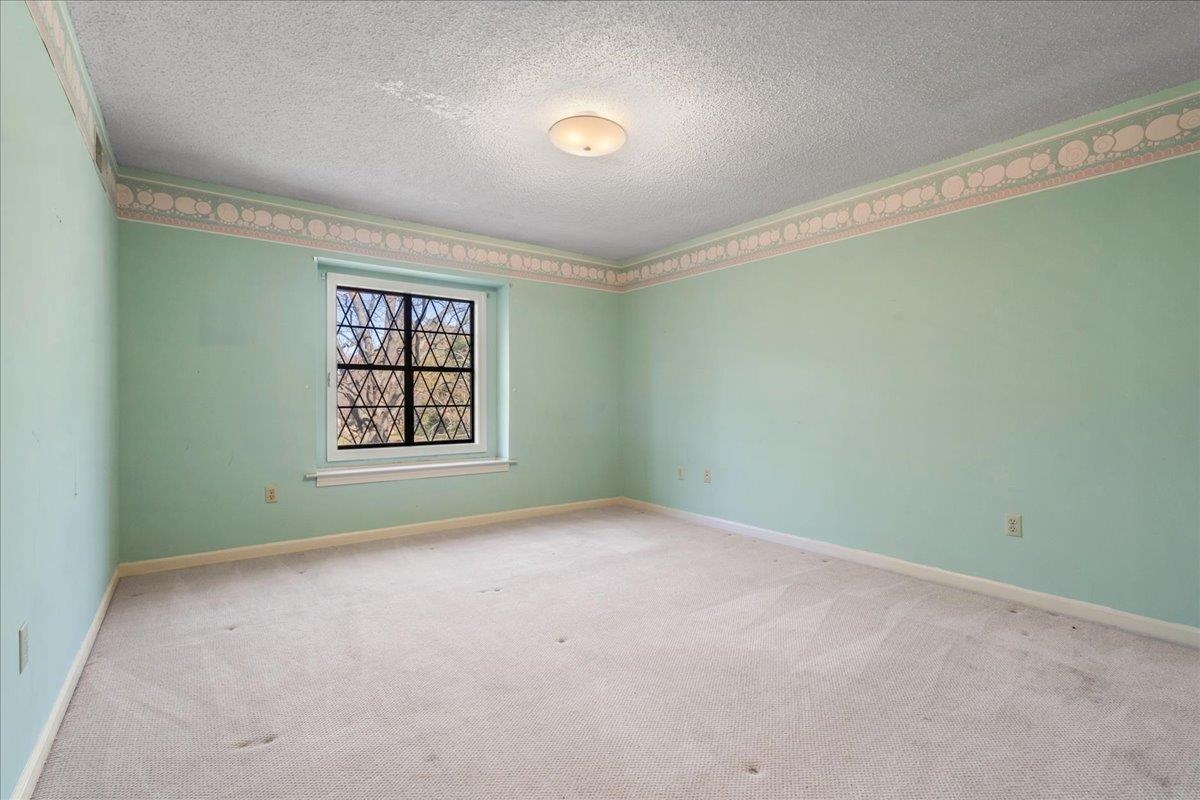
(326, 272), (488, 463)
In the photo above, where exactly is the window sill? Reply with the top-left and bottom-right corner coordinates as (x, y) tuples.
(305, 458), (515, 487)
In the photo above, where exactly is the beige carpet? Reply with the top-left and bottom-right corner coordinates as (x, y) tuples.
(34, 506), (1200, 799)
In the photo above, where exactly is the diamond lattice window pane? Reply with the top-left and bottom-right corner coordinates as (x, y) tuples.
(449, 406), (472, 440)
(334, 286), (474, 451)
(336, 368), (406, 446)
(337, 367), (405, 408)
(413, 404), (473, 443)
(335, 290), (407, 365)
(413, 371), (472, 407)
(412, 297), (472, 368)
(447, 334), (471, 367)
(335, 406), (404, 447)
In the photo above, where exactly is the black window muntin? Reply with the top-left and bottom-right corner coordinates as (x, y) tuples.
(334, 284), (475, 449)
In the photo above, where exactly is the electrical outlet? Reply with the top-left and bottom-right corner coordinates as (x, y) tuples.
(18, 623), (29, 674)
(676, 466), (685, 481)
(703, 468), (712, 484)
(264, 485), (278, 504)
(1005, 513), (1022, 537)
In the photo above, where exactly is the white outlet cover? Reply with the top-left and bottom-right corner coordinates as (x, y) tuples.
(1005, 514), (1022, 537)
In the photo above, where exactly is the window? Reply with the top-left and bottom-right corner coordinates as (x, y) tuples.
(326, 273), (487, 462)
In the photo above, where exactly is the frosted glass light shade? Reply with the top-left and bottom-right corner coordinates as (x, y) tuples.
(548, 115), (627, 157)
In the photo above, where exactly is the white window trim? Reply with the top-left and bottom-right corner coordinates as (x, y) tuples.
(326, 272), (488, 463)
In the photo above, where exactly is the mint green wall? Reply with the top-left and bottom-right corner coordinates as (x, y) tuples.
(620, 155), (1200, 628)
(117, 222), (621, 562)
(116, 155), (1200, 628)
(0, 4), (119, 796)
(3, 4), (1196, 794)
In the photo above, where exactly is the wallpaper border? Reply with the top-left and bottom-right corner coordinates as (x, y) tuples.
(27, 2), (1200, 292)
(618, 93), (1200, 289)
(114, 176), (623, 290)
(24, 0), (117, 200)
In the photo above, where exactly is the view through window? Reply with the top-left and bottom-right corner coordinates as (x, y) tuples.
(333, 283), (475, 451)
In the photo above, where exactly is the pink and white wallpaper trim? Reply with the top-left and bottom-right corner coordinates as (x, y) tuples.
(619, 92), (1200, 289)
(27, 3), (1200, 292)
(25, 0), (117, 200)
(115, 179), (622, 290)
(116, 92), (1200, 292)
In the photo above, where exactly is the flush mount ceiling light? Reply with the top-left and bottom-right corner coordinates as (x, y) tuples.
(548, 115), (626, 157)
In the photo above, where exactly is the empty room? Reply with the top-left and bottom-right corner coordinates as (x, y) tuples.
(2, 1), (1198, 797)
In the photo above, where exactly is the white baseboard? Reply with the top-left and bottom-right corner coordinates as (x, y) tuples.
(12, 570), (119, 800)
(617, 497), (1200, 649)
(117, 497), (622, 577)
(117, 494), (1199, 647)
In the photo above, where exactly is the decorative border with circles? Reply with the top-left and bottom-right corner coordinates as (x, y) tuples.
(618, 92), (1200, 289)
(27, 1), (1200, 292)
(116, 92), (1200, 292)
(115, 178), (622, 289)
(25, 0), (117, 200)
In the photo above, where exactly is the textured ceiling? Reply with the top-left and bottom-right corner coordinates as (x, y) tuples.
(69, 1), (1199, 262)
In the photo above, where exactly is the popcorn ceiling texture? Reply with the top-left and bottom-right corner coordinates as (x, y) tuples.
(67, 1), (1199, 261)
(105, 93), (1200, 292)
(33, 508), (1200, 799)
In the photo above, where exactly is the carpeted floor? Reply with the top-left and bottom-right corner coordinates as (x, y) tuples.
(34, 506), (1200, 799)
